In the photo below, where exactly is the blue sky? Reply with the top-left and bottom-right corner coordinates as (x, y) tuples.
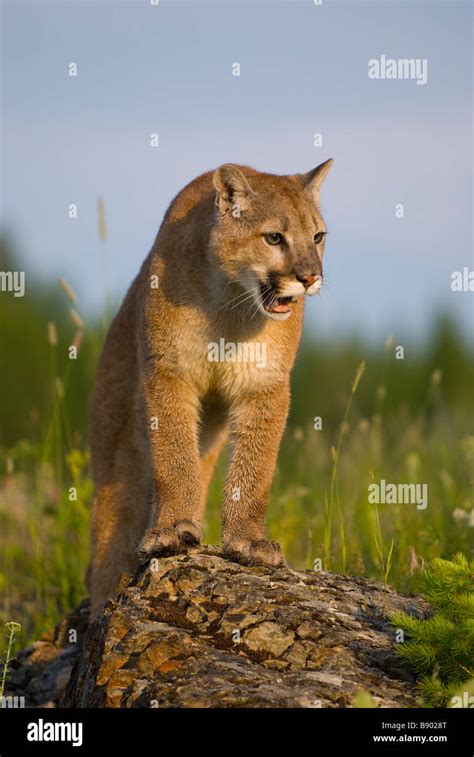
(1, 0), (472, 342)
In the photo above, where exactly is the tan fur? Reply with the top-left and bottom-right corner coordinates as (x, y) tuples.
(88, 160), (333, 619)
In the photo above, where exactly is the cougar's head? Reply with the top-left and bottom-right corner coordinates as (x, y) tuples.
(211, 159), (333, 321)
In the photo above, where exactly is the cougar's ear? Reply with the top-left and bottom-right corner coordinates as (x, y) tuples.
(298, 158), (334, 203)
(213, 164), (256, 216)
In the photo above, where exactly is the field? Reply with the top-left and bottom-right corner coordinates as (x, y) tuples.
(1, 237), (473, 646)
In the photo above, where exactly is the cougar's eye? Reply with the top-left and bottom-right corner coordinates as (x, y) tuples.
(264, 232), (283, 246)
(314, 231), (325, 244)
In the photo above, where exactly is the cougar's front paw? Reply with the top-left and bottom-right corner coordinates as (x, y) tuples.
(137, 527), (180, 562)
(137, 521), (201, 563)
(222, 538), (287, 569)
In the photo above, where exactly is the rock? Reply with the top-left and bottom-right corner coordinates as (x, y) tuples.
(244, 621), (295, 657)
(7, 547), (429, 708)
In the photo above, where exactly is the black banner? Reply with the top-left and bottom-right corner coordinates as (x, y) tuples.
(0, 707), (472, 756)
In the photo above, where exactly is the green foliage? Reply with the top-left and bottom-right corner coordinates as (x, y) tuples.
(0, 237), (103, 448)
(1, 442), (92, 640)
(392, 554), (474, 707)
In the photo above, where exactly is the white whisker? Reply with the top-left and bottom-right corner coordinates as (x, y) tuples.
(249, 285), (273, 320)
(223, 285), (261, 312)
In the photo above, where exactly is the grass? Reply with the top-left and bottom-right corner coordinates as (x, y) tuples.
(0, 622), (21, 699)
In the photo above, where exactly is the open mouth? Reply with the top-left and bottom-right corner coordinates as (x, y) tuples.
(259, 283), (296, 315)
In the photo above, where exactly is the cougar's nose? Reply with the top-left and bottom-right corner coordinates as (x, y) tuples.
(296, 273), (321, 289)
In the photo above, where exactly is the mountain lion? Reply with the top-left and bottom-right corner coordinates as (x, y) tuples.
(88, 160), (333, 619)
